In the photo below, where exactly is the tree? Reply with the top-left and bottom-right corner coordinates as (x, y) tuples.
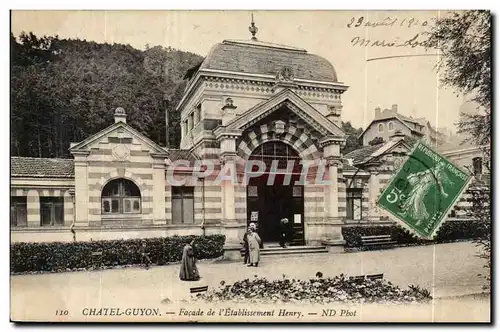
(368, 137), (385, 146)
(425, 10), (491, 288)
(11, 32), (204, 157)
(341, 121), (363, 154)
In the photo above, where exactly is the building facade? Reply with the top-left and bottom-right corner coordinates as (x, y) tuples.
(11, 35), (351, 258)
(10, 34), (484, 256)
(359, 104), (448, 146)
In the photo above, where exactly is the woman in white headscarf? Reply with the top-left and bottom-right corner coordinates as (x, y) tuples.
(247, 223), (261, 267)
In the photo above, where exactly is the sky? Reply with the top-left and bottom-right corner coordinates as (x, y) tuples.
(11, 10), (472, 132)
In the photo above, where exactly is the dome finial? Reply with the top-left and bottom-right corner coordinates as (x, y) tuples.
(249, 13), (258, 41)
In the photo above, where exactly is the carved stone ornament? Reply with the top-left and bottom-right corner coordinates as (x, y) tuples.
(274, 120), (286, 135)
(112, 144), (131, 161)
(326, 158), (342, 168)
(276, 66), (294, 82)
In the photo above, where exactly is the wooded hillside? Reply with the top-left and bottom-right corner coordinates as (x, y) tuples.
(11, 32), (203, 158)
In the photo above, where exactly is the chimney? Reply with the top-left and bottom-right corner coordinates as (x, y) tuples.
(114, 107), (127, 124)
(391, 104), (398, 113)
(389, 129), (406, 142)
(375, 107), (381, 118)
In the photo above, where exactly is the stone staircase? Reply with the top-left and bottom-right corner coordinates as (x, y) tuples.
(241, 244), (329, 257)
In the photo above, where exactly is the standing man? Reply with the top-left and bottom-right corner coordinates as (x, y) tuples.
(279, 218), (289, 248)
(139, 239), (152, 270)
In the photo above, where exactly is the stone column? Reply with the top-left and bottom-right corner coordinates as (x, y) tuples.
(325, 158), (340, 220)
(215, 127), (244, 260)
(26, 189), (40, 228)
(187, 114), (193, 132)
(152, 156), (167, 225)
(368, 171), (381, 222)
(73, 152), (90, 226)
(193, 108), (199, 125)
(63, 190), (74, 227)
(181, 121), (186, 139)
(319, 136), (346, 252)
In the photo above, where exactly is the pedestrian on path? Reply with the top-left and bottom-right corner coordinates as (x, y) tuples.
(179, 239), (200, 281)
(242, 227), (251, 265)
(247, 225), (262, 267)
(139, 240), (152, 270)
(279, 218), (290, 248)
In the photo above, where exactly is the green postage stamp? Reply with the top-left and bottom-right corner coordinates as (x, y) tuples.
(377, 141), (473, 239)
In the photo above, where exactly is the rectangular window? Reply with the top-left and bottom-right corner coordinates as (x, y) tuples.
(196, 104), (202, 123)
(40, 197), (64, 226)
(10, 196), (27, 227)
(122, 198), (141, 214)
(172, 187), (195, 224)
(346, 188), (363, 221)
(473, 157), (483, 176)
(189, 113), (194, 131)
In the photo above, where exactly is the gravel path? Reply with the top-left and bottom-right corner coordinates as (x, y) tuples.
(11, 241), (490, 322)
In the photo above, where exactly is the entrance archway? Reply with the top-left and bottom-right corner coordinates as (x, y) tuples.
(246, 141), (305, 246)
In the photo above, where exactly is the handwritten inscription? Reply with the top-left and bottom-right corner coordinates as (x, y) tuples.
(347, 16), (430, 29)
(351, 34), (433, 48)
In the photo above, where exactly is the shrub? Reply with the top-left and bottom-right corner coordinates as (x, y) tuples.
(195, 273), (432, 304)
(342, 219), (484, 248)
(10, 234), (225, 274)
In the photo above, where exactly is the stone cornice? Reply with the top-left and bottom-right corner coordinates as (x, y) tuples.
(71, 150), (91, 156)
(319, 135), (346, 147)
(213, 126), (243, 141)
(151, 152), (169, 159)
(176, 69), (349, 112)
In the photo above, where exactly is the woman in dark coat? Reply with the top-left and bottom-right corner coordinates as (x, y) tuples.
(279, 218), (289, 248)
(242, 227), (251, 264)
(179, 240), (200, 281)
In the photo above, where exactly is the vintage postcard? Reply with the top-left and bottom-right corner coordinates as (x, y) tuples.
(10, 10), (491, 323)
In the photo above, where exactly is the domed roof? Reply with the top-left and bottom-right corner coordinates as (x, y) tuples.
(199, 39), (338, 83)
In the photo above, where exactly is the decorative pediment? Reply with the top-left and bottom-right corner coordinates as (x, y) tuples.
(224, 88), (345, 137)
(69, 122), (168, 157)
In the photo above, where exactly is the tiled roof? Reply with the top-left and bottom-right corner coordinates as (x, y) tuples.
(345, 136), (418, 166)
(11, 157), (74, 178)
(342, 160), (359, 172)
(200, 40), (338, 82)
(344, 144), (385, 165)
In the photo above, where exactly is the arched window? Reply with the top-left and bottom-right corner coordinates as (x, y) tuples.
(102, 179), (141, 214)
(388, 121), (394, 131)
(378, 123), (384, 132)
(249, 141), (301, 172)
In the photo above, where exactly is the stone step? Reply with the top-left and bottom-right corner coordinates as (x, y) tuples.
(261, 245), (327, 251)
(241, 245), (329, 256)
(260, 248), (329, 256)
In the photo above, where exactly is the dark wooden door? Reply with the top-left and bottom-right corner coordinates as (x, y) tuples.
(246, 175), (304, 245)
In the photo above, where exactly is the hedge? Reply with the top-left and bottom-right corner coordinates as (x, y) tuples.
(11, 234), (225, 274)
(342, 219), (484, 248)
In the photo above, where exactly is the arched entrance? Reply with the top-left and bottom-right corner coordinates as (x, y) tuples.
(246, 141), (305, 246)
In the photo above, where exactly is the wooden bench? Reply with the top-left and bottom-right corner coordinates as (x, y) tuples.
(190, 286), (208, 294)
(366, 273), (384, 280)
(361, 235), (396, 249)
(349, 273), (384, 282)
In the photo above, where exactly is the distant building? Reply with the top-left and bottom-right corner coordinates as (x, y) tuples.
(359, 104), (448, 146)
(343, 130), (489, 223)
